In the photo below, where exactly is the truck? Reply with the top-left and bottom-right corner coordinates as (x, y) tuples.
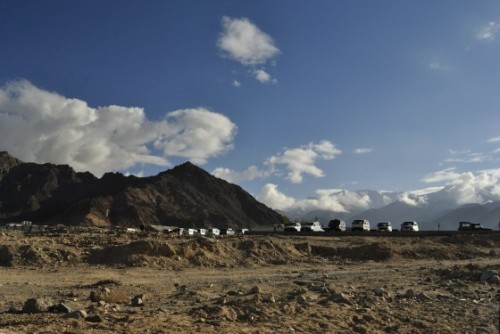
(458, 221), (492, 231)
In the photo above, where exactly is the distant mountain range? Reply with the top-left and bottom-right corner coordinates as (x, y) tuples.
(284, 188), (500, 231)
(2, 151), (499, 231)
(0, 152), (285, 228)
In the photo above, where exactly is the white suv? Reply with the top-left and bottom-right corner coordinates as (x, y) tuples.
(301, 221), (324, 232)
(401, 221), (419, 232)
(284, 222), (301, 232)
(351, 219), (370, 232)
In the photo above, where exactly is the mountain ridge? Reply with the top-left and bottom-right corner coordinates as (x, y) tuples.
(0, 152), (286, 228)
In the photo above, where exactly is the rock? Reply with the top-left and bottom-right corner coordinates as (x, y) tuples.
(64, 310), (88, 319)
(50, 302), (73, 313)
(331, 292), (354, 305)
(250, 286), (261, 294)
(131, 294), (145, 307)
(90, 291), (101, 302)
(22, 297), (54, 313)
(404, 289), (416, 299)
(85, 314), (103, 323)
(266, 293), (276, 304)
(417, 292), (432, 301)
(480, 269), (498, 282)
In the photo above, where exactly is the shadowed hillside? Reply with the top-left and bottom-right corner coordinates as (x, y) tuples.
(0, 152), (285, 228)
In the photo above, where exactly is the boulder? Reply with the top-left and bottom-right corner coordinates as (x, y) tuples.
(22, 297), (54, 313)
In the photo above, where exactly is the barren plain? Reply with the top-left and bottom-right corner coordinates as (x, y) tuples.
(1, 229), (499, 333)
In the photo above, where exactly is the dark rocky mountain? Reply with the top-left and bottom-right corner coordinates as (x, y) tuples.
(0, 152), (286, 229)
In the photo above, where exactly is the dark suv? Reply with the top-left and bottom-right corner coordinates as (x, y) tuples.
(458, 222), (492, 231)
(326, 219), (346, 232)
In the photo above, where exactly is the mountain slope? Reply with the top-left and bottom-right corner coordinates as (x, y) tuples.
(0, 153), (285, 228)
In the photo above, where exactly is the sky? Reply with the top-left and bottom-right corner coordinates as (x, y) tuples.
(2, 1), (500, 213)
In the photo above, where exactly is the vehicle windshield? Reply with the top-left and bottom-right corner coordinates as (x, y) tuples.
(378, 223), (388, 226)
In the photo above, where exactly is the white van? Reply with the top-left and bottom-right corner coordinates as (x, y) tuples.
(351, 219), (370, 232)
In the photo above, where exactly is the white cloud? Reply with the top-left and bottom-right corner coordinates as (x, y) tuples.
(397, 192), (428, 206)
(257, 185), (393, 213)
(266, 140), (341, 183)
(218, 17), (280, 84)
(218, 17), (280, 66)
(257, 183), (296, 211)
(487, 136), (500, 143)
(213, 140), (341, 185)
(421, 168), (500, 206)
(212, 165), (270, 183)
(232, 80), (241, 87)
(0, 80), (237, 176)
(354, 148), (373, 154)
(476, 21), (500, 41)
(253, 69), (272, 83)
(154, 108), (237, 164)
(422, 168), (462, 184)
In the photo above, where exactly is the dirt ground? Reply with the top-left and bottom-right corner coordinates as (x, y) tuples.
(0, 229), (499, 333)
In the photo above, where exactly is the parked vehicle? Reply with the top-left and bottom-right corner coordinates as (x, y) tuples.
(207, 228), (220, 236)
(351, 219), (370, 232)
(182, 228), (198, 236)
(326, 219), (346, 232)
(198, 228), (208, 236)
(236, 228), (249, 235)
(300, 221), (324, 232)
(458, 222), (492, 231)
(284, 222), (301, 232)
(377, 222), (393, 232)
(401, 221), (419, 232)
(220, 228), (235, 235)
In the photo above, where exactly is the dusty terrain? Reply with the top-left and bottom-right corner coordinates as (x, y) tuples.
(0, 229), (499, 333)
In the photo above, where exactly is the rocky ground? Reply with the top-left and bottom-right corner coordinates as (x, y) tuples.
(0, 229), (499, 333)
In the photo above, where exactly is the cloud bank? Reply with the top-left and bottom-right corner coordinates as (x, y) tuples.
(257, 167), (500, 215)
(218, 17), (280, 84)
(0, 80), (237, 176)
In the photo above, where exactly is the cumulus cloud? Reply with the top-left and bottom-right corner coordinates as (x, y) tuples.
(421, 168), (500, 206)
(218, 17), (280, 84)
(213, 140), (341, 185)
(218, 17), (280, 65)
(397, 192), (428, 206)
(253, 69), (272, 83)
(212, 165), (270, 183)
(232, 80), (242, 87)
(154, 108), (237, 164)
(266, 140), (342, 183)
(0, 80), (237, 176)
(257, 183), (296, 211)
(476, 21), (500, 41)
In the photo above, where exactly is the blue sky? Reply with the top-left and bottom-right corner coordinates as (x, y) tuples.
(2, 1), (500, 212)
